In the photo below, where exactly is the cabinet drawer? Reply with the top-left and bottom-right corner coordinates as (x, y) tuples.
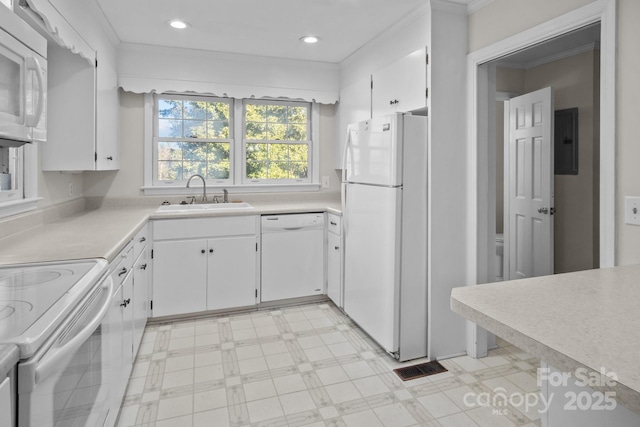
(133, 223), (149, 261)
(110, 244), (134, 287)
(153, 216), (257, 240)
(327, 214), (341, 235)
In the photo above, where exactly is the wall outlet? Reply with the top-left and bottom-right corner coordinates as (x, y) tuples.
(321, 175), (330, 189)
(624, 196), (640, 225)
(68, 182), (73, 196)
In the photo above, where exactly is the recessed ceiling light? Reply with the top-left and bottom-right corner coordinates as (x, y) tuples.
(300, 35), (319, 44)
(168, 20), (189, 29)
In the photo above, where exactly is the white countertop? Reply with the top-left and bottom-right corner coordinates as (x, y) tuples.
(450, 265), (640, 415)
(0, 200), (341, 265)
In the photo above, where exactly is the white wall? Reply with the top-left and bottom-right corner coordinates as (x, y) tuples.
(469, 0), (640, 266)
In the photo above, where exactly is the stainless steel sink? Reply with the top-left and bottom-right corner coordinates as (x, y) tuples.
(155, 202), (254, 213)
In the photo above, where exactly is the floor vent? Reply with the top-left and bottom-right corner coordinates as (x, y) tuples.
(393, 360), (448, 381)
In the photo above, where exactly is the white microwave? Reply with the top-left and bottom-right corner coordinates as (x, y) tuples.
(0, 8), (46, 147)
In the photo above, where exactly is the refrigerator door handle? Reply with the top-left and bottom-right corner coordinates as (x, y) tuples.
(342, 182), (348, 236)
(341, 127), (353, 183)
(341, 127), (353, 236)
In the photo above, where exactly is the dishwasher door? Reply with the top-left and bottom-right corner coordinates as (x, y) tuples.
(261, 214), (325, 302)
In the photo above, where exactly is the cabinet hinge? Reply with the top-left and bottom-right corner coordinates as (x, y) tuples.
(150, 300), (153, 310)
(255, 289), (258, 298)
(256, 242), (258, 251)
(94, 152), (98, 162)
(371, 79), (373, 90)
(151, 249), (154, 259)
(95, 58), (98, 68)
(426, 54), (429, 65)
(426, 88), (429, 98)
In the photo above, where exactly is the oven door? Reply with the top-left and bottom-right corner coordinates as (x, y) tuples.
(17, 276), (113, 427)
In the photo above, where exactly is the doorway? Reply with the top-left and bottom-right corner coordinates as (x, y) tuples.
(465, 0), (616, 358)
(492, 23), (601, 281)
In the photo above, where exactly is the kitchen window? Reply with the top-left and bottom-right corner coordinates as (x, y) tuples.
(0, 144), (38, 218)
(244, 100), (311, 183)
(153, 95), (233, 186)
(145, 93), (319, 194)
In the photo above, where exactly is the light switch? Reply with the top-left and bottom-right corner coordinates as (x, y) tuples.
(624, 196), (640, 225)
(321, 176), (330, 189)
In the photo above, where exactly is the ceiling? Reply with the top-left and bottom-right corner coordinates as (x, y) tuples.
(95, 0), (472, 63)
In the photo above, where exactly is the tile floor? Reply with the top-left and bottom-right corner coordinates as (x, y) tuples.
(117, 303), (542, 427)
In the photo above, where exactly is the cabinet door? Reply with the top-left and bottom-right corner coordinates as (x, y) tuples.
(104, 284), (124, 427)
(95, 49), (120, 170)
(121, 272), (134, 385)
(0, 376), (12, 427)
(207, 236), (257, 310)
(337, 76), (372, 169)
(152, 239), (207, 316)
(132, 248), (149, 357)
(372, 47), (427, 118)
(327, 232), (342, 307)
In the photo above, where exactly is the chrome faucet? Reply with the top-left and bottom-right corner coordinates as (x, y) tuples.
(186, 174), (207, 202)
(223, 189), (228, 203)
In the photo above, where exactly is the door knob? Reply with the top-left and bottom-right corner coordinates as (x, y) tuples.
(538, 207), (549, 214)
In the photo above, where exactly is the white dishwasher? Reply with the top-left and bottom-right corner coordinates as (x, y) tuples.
(261, 213), (325, 302)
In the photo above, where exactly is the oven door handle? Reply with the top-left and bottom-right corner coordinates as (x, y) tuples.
(34, 277), (114, 386)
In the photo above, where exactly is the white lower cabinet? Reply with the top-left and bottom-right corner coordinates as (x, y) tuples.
(105, 224), (150, 427)
(152, 216), (258, 317)
(326, 213), (343, 307)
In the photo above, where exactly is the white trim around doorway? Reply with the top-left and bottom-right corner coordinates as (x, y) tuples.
(465, 0), (616, 358)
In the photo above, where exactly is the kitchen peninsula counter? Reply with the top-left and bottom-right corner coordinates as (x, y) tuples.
(451, 265), (640, 416)
(0, 198), (341, 266)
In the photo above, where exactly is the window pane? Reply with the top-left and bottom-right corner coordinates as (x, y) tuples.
(208, 142), (230, 163)
(245, 104), (266, 122)
(183, 142), (207, 161)
(158, 99), (182, 119)
(246, 161), (268, 179)
(286, 124), (307, 141)
(269, 162), (289, 179)
(207, 102), (229, 121)
(184, 120), (206, 138)
(289, 162), (308, 179)
(184, 161), (206, 177)
(266, 123), (286, 140)
(158, 141), (182, 161)
(289, 144), (308, 162)
(246, 143), (267, 161)
(159, 119), (183, 138)
(267, 105), (287, 123)
(208, 121), (229, 139)
(246, 122), (266, 140)
(184, 101), (207, 120)
(158, 161), (183, 180)
(268, 143), (289, 161)
(288, 106), (307, 123)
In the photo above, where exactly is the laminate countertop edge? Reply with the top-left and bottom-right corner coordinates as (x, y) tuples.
(450, 267), (640, 416)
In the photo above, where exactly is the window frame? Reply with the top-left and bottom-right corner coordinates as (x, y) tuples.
(241, 99), (313, 185)
(152, 94), (234, 188)
(143, 93), (320, 195)
(0, 143), (40, 218)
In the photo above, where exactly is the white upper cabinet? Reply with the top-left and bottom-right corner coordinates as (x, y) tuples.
(21, 0), (119, 171)
(371, 47), (427, 118)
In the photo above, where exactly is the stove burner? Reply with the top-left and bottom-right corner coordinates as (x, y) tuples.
(0, 270), (70, 288)
(0, 300), (33, 320)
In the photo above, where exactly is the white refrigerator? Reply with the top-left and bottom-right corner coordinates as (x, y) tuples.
(342, 113), (428, 362)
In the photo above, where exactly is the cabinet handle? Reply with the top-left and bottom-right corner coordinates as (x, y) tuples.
(389, 99), (399, 105)
(209, 249), (214, 253)
(139, 237), (146, 243)
(330, 221), (337, 226)
(120, 298), (131, 307)
(140, 263), (147, 270)
(107, 156), (113, 160)
(334, 246), (340, 250)
(201, 249), (206, 254)
(118, 267), (127, 276)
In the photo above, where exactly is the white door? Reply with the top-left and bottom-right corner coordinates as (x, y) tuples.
(507, 87), (554, 279)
